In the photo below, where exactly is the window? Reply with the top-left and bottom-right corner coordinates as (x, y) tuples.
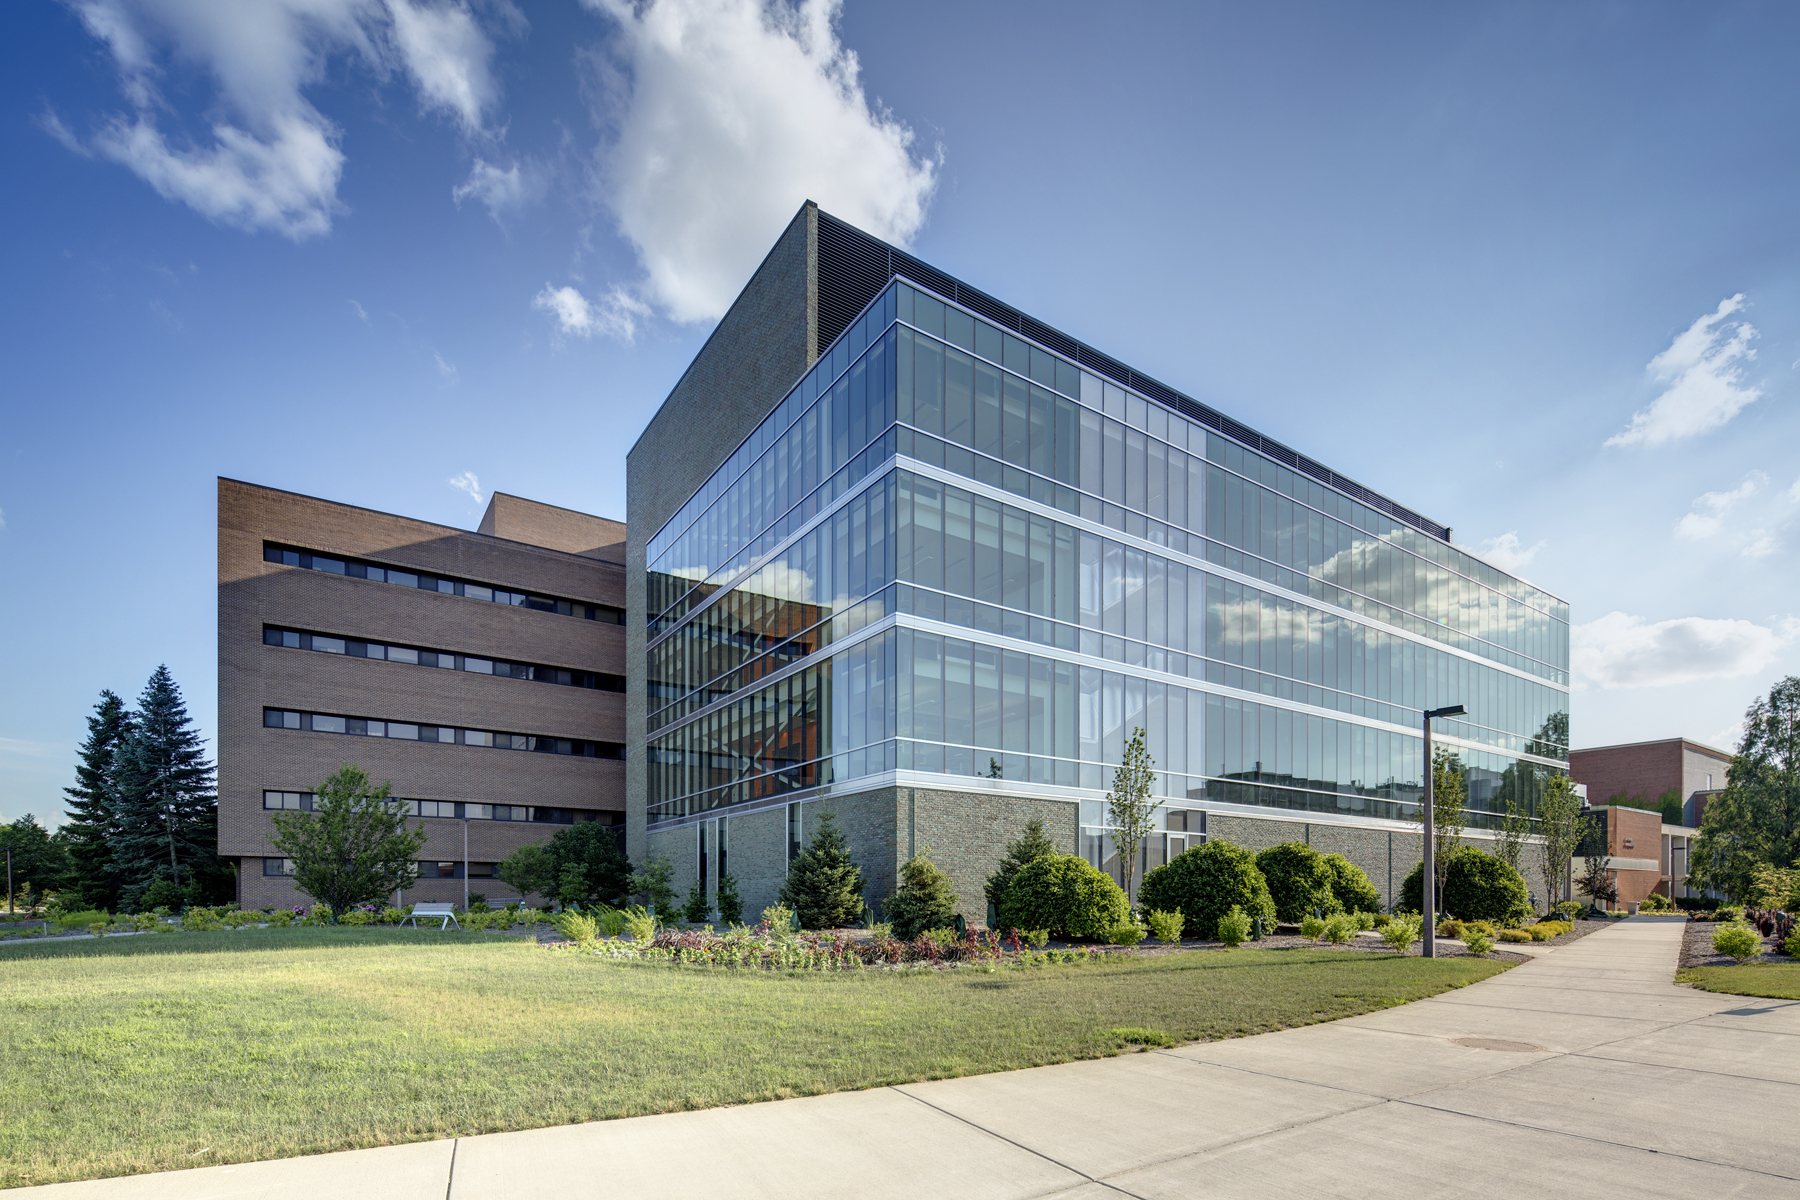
(432, 862), (459, 878)
(262, 544), (625, 624)
(262, 709), (625, 760)
(264, 627), (624, 692)
(263, 791), (312, 811)
(787, 803), (801, 866)
(263, 858), (295, 876)
(466, 862), (495, 878)
(411, 800), (456, 818)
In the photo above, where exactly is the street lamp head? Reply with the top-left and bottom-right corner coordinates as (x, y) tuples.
(1425, 704), (1467, 720)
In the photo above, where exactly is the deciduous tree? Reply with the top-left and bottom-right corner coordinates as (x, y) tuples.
(1690, 677), (1800, 901)
(1535, 773), (1583, 915)
(1107, 727), (1159, 907)
(270, 763), (427, 914)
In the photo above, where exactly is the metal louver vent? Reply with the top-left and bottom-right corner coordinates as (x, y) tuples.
(811, 209), (1451, 542)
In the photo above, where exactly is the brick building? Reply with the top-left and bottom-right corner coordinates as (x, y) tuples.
(1569, 737), (1733, 905)
(218, 479), (626, 908)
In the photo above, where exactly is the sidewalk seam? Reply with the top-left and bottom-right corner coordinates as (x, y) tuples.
(444, 1137), (458, 1200)
(888, 1085), (1143, 1198)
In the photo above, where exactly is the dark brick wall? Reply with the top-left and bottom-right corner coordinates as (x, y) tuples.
(219, 479), (625, 908)
(627, 203), (819, 867)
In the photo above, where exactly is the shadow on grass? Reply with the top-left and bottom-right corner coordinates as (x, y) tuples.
(0, 927), (512, 962)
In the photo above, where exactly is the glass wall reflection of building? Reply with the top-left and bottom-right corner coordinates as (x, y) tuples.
(628, 204), (1570, 920)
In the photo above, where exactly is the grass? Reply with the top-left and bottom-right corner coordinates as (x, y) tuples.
(0, 928), (1509, 1187)
(1679, 963), (1800, 999)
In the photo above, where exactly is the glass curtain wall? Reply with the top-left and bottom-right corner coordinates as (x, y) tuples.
(646, 280), (1570, 830)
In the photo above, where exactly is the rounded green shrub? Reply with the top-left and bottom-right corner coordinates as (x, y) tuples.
(1712, 923), (1761, 963)
(1255, 842), (1340, 922)
(1322, 853), (1382, 913)
(887, 852), (959, 940)
(1138, 840), (1276, 940)
(1401, 847), (1531, 925)
(998, 854), (1129, 940)
(1216, 905), (1252, 947)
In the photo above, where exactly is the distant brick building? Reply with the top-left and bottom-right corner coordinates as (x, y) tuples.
(1569, 738), (1731, 905)
(218, 479), (625, 908)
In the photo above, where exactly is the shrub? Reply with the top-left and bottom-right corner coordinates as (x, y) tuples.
(591, 905), (625, 936)
(1464, 931), (1495, 956)
(1713, 923), (1762, 963)
(340, 910), (373, 926)
(55, 910), (109, 932)
(984, 818), (1059, 914)
(1437, 920), (1464, 940)
(1353, 911), (1377, 932)
(1322, 913), (1357, 945)
(1380, 915), (1422, 953)
(1638, 892), (1671, 912)
(1139, 840), (1276, 940)
(1401, 847), (1531, 925)
(1256, 842), (1340, 922)
(715, 873), (743, 926)
(997, 853), (1128, 941)
(1216, 906), (1252, 947)
(1021, 928), (1050, 948)
(759, 903), (796, 939)
(1322, 854), (1382, 914)
(181, 907), (224, 932)
(1556, 900), (1584, 920)
(621, 905), (658, 943)
(889, 851), (960, 940)
(682, 882), (711, 925)
(779, 810), (865, 930)
(379, 907), (404, 924)
(264, 909), (292, 927)
(1783, 928), (1800, 958)
(1715, 906), (1743, 924)
(1107, 923), (1146, 946)
(1371, 912), (1392, 929)
(1498, 929), (1532, 943)
(1145, 909), (1185, 944)
(555, 911), (599, 946)
(1299, 914), (1327, 941)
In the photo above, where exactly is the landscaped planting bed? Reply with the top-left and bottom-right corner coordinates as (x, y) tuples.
(0, 926), (1509, 1187)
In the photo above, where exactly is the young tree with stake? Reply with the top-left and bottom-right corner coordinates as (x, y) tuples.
(1107, 727), (1159, 909)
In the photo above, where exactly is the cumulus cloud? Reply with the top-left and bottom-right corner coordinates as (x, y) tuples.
(452, 157), (529, 218)
(448, 470), (483, 505)
(59, 0), (504, 239)
(580, 0), (939, 323)
(1674, 472), (1764, 541)
(1607, 295), (1762, 447)
(1572, 611), (1795, 689)
(532, 283), (652, 342)
(1469, 531), (1544, 575)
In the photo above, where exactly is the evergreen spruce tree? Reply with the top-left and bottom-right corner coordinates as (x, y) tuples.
(108, 666), (220, 909)
(60, 690), (132, 909)
(682, 880), (712, 924)
(887, 850), (959, 940)
(778, 810), (865, 930)
(984, 817), (1058, 913)
(715, 872), (744, 925)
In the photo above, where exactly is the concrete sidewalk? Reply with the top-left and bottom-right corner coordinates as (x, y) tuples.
(26, 917), (1799, 1198)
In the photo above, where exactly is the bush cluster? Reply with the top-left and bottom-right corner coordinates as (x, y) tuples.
(997, 854), (1130, 940)
(1139, 840), (1276, 939)
(1400, 847), (1531, 925)
(1256, 843), (1340, 922)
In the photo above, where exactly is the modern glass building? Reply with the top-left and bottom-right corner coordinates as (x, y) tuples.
(626, 204), (1569, 920)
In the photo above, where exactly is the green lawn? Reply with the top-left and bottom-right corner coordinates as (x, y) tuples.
(1679, 963), (1800, 999)
(0, 929), (1508, 1187)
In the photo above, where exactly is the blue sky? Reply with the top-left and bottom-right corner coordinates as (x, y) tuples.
(3, 0), (1797, 825)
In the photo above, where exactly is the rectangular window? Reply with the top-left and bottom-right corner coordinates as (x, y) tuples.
(464, 658), (493, 674)
(787, 802), (801, 865)
(464, 730), (494, 748)
(311, 714), (347, 734)
(262, 791), (311, 811)
(434, 862), (458, 878)
(387, 723), (419, 740)
(262, 858), (295, 876)
(312, 636), (345, 654)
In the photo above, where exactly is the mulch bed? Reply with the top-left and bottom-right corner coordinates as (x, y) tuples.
(1679, 918), (1795, 968)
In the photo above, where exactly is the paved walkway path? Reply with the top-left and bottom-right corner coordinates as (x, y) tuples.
(27, 917), (1799, 1198)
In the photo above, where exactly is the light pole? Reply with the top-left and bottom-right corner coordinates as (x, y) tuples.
(1421, 704), (1467, 959)
(462, 816), (470, 912)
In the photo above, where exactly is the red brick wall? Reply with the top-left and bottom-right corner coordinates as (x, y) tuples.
(1570, 741), (1683, 806)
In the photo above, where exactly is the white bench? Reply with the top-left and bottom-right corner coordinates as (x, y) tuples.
(400, 903), (461, 930)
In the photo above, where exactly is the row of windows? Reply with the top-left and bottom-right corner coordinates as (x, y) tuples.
(264, 858), (497, 879)
(263, 545), (625, 624)
(261, 710), (625, 759)
(649, 468), (1566, 752)
(261, 791), (602, 823)
(263, 627), (625, 692)
(647, 625), (1561, 825)
(649, 280), (1565, 658)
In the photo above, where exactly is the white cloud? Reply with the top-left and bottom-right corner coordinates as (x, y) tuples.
(448, 470), (483, 506)
(580, 0), (939, 323)
(1674, 472), (1764, 541)
(1741, 531), (1779, 560)
(59, 0), (504, 239)
(385, 0), (500, 134)
(532, 283), (651, 343)
(0, 507), (7, 529)
(1788, 477), (1800, 503)
(1469, 531), (1544, 575)
(434, 352), (457, 379)
(1607, 295), (1762, 447)
(346, 299), (369, 322)
(452, 157), (528, 218)
(1572, 611), (1795, 689)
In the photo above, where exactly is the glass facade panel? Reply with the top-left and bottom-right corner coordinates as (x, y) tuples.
(645, 280), (1570, 831)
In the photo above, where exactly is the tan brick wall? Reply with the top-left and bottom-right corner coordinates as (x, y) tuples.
(219, 480), (626, 906)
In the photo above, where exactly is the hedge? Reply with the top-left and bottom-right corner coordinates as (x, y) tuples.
(997, 854), (1129, 940)
(1255, 842), (1340, 922)
(1138, 840), (1277, 940)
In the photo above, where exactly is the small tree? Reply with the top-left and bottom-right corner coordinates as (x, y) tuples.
(682, 880), (711, 924)
(1494, 795), (1530, 876)
(1536, 773), (1583, 915)
(1107, 727), (1159, 907)
(60, 689), (132, 910)
(497, 823), (632, 908)
(780, 810), (865, 930)
(630, 854), (676, 916)
(716, 872), (744, 925)
(1408, 746), (1467, 916)
(984, 817), (1058, 913)
(888, 850), (958, 939)
(1578, 838), (1616, 911)
(270, 763), (427, 914)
